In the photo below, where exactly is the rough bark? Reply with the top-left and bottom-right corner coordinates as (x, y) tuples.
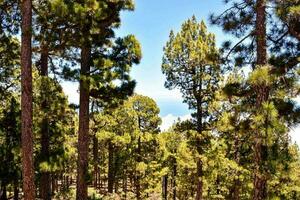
(253, 0), (268, 199)
(76, 45), (91, 200)
(255, 0), (267, 66)
(40, 44), (51, 200)
(21, 0), (35, 199)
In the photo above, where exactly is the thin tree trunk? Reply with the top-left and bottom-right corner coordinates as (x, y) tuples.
(93, 135), (99, 189)
(253, 0), (268, 199)
(173, 161), (177, 200)
(40, 44), (51, 200)
(231, 131), (240, 200)
(195, 99), (203, 200)
(21, 0), (35, 199)
(13, 179), (19, 200)
(136, 136), (141, 200)
(162, 175), (168, 200)
(0, 185), (7, 200)
(76, 44), (91, 200)
(108, 141), (114, 193)
(136, 116), (142, 200)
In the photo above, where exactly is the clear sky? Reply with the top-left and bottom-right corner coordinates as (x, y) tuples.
(62, 0), (300, 143)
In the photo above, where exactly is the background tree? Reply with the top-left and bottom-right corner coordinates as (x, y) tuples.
(162, 16), (220, 200)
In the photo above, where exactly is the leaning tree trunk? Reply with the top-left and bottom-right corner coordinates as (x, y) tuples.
(21, 0), (35, 199)
(40, 43), (51, 200)
(253, 0), (268, 199)
(76, 44), (91, 200)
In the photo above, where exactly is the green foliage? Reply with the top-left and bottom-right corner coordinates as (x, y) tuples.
(162, 16), (220, 111)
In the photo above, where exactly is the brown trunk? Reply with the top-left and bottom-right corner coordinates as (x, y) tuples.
(108, 141), (114, 193)
(162, 175), (168, 200)
(195, 99), (203, 200)
(255, 0), (267, 66)
(76, 45), (91, 200)
(196, 160), (203, 200)
(21, 0), (35, 199)
(40, 45), (51, 200)
(135, 116), (142, 200)
(253, 0), (268, 199)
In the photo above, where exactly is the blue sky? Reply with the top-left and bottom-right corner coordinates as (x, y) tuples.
(115, 0), (226, 125)
(62, 0), (300, 143)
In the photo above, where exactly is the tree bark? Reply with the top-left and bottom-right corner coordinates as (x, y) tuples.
(253, 0), (268, 199)
(76, 44), (91, 200)
(40, 44), (51, 200)
(195, 99), (203, 200)
(21, 0), (35, 199)
(255, 0), (267, 66)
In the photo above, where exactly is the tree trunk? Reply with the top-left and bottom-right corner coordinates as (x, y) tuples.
(136, 136), (141, 200)
(255, 0), (267, 66)
(76, 45), (91, 200)
(195, 99), (203, 200)
(21, 0), (35, 199)
(0, 185), (7, 200)
(93, 135), (99, 189)
(108, 141), (114, 193)
(253, 0), (268, 199)
(13, 179), (19, 200)
(173, 161), (177, 200)
(162, 175), (168, 200)
(40, 44), (51, 200)
(231, 131), (240, 200)
(123, 176), (127, 200)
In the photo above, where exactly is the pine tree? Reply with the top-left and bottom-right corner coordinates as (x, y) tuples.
(211, 1), (300, 199)
(162, 16), (220, 200)
(20, 0), (35, 199)
(0, 97), (21, 200)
